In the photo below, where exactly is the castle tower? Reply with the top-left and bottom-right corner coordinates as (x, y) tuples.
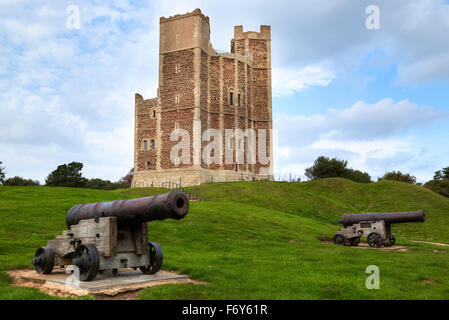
(132, 9), (273, 188)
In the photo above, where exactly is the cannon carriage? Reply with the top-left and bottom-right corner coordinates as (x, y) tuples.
(32, 190), (189, 281)
(333, 210), (425, 248)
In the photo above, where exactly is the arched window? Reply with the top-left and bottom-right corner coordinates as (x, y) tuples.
(229, 91), (234, 106)
(147, 161), (152, 169)
(143, 140), (148, 151)
(151, 139), (155, 150)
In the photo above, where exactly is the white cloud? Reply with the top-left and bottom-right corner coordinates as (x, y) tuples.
(274, 98), (447, 182)
(275, 98), (447, 146)
(272, 66), (336, 97)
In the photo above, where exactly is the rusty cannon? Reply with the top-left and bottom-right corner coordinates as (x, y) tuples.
(333, 210), (425, 248)
(32, 190), (189, 281)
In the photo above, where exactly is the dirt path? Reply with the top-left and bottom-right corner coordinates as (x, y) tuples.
(318, 238), (409, 251)
(411, 240), (449, 247)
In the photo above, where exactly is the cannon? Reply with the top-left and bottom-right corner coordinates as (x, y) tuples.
(32, 190), (189, 281)
(333, 210), (425, 248)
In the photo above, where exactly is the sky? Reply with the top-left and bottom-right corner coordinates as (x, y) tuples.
(1, 0), (449, 183)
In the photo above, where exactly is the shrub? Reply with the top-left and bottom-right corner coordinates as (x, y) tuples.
(3, 176), (40, 186)
(424, 179), (449, 198)
(378, 171), (416, 184)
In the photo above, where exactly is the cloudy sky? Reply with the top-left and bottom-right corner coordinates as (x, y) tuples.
(1, 0), (449, 183)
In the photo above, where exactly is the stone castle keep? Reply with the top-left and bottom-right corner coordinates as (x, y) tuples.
(132, 9), (273, 188)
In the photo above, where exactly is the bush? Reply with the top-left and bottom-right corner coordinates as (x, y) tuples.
(345, 169), (372, 184)
(305, 156), (371, 183)
(85, 178), (129, 190)
(3, 176), (40, 186)
(378, 171), (416, 184)
(424, 179), (449, 198)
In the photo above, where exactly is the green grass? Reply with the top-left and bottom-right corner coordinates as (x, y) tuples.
(0, 178), (448, 300)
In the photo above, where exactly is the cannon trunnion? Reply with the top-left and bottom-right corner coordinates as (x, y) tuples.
(32, 190), (189, 281)
(333, 210), (425, 248)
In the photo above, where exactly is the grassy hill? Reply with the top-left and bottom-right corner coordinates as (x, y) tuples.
(0, 178), (448, 300)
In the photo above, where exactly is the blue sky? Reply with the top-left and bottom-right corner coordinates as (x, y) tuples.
(1, 0), (448, 183)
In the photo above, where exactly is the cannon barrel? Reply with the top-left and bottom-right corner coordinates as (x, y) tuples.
(66, 190), (189, 228)
(340, 210), (425, 227)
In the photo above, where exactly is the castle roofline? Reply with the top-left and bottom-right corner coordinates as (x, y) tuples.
(160, 8), (210, 24)
(234, 25), (271, 40)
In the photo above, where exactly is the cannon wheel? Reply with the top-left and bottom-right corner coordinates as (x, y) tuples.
(350, 237), (361, 246)
(385, 234), (396, 247)
(333, 234), (345, 245)
(73, 244), (100, 281)
(140, 242), (163, 275)
(33, 247), (55, 274)
(367, 233), (383, 248)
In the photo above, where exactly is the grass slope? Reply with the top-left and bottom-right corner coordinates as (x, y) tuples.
(0, 179), (448, 300)
(187, 178), (449, 242)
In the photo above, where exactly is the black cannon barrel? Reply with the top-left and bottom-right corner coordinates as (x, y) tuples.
(66, 190), (189, 228)
(340, 210), (425, 226)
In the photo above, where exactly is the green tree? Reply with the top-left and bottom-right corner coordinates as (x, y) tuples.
(305, 156), (371, 183)
(378, 171), (416, 184)
(3, 176), (40, 186)
(425, 166), (449, 198)
(345, 169), (372, 183)
(433, 167), (449, 180)
(45, 162), (87, 187)
(424, 180), (449, 198)
(117, 168), (134, 187)
(305, 156), (348, 180)
(0, 161), (5, 185)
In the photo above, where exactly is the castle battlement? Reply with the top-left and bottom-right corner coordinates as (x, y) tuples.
(160, 8), (210, 24)
(234, 25), (271, 40)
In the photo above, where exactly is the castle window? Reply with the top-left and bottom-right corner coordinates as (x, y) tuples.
(152, 109), (156, 118)
(229, 137), (233, 150)
(230, 92), (233, 106)
(147, 161), (152, 169)
(238, 94), (241, 107)
(143, 140), (148, 151)
(175, 94), (180, 104)
(175, 63), (181, 73)
(151, 139), (155, 150)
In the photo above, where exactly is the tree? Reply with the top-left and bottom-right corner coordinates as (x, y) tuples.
(425, 166), (449, 198)
(45, 162), (87, 187)
(345, 169), (372, 184)
(305, 156), (348, 180)
(0, 161), (5, 185)
(118, 168), (134, 187)
(3, 176), (40, 186)
(433, 167), (449, 180)
(305, 156), (371, 183)
(378, 171), (416, 184)
(424, 180), (449, 198)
